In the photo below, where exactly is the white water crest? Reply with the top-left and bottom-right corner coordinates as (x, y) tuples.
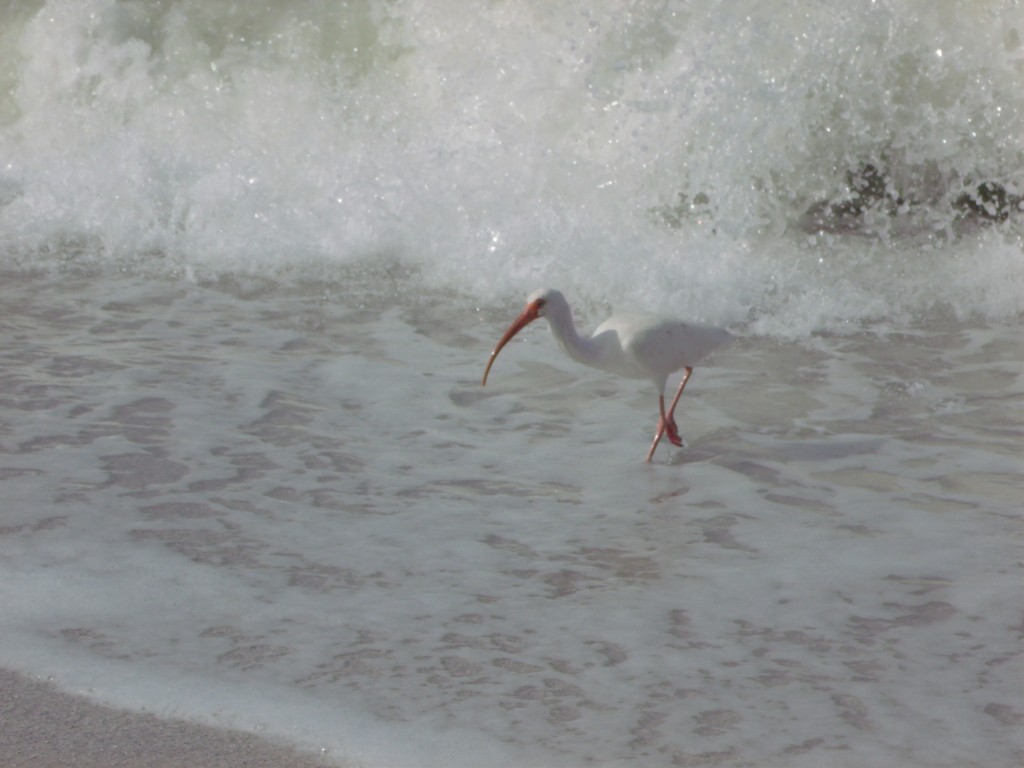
(1, 0), (1023, 332)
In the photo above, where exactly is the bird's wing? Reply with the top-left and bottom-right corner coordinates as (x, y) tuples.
(621, 316), (731, 373)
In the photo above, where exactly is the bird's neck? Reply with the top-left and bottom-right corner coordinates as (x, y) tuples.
(545, 305), (599, 366)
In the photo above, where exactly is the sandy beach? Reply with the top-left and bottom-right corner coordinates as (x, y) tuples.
(0, 668), (336, 768)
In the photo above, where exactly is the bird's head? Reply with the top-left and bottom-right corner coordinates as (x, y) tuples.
(524, 287), (565, 317)
(481, 288), (564, 386)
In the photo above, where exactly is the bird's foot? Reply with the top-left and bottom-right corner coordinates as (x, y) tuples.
(662, 416), (683, 447)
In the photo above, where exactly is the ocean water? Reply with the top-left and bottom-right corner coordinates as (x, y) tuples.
(1, 1), (1022, 766)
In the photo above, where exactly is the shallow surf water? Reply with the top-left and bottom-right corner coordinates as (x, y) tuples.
(1, 0), (1023, 766)
(1, 269), (1021, 767)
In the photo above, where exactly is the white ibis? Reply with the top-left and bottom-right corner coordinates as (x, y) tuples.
(481, 288), (731, 462)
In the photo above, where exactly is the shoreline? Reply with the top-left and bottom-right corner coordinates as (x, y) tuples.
(0, 667), (339, 768)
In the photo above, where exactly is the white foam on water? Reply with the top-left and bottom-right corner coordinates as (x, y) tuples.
(0, 0), (1022, 332)
(0, 272), (1021, 767)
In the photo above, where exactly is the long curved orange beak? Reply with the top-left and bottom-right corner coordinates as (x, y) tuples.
(481, 300), (543, 386)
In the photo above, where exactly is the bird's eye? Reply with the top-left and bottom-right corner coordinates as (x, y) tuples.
(536, 299), (547, 309)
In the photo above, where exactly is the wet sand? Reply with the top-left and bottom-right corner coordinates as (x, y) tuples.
(0, 667), (337, 768)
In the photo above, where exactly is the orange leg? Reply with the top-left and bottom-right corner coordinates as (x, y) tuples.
(645, 367), (693, 462)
